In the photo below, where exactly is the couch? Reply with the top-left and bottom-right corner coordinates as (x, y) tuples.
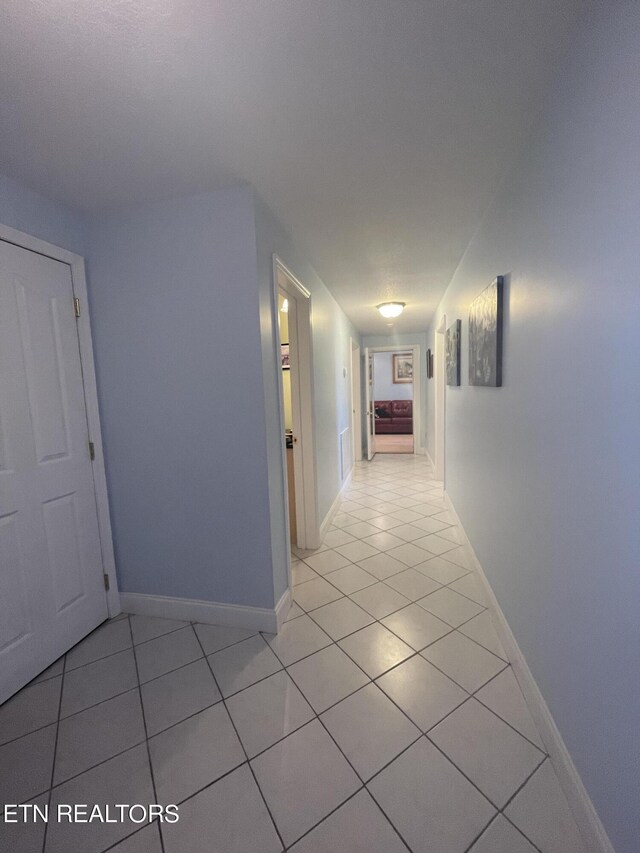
(374, 400), (413, 434)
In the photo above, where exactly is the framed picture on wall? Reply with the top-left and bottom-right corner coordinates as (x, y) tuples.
(281, 343), (290, 370)
(393, 353), (413, 383)
(446, 320), (461, 386)
(468, 276), (504, 386)
(426, 348), (433, 379)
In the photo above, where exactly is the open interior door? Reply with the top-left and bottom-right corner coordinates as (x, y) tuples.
(364, 347), (376, 460)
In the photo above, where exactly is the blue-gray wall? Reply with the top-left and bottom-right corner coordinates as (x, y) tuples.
(373, 351), (413, 401)
(0, 174), (87, 255)
(426, 5), (640, 849)
(86, 188), (277, 609)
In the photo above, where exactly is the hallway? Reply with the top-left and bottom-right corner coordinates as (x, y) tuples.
(0, 454), (585, 852)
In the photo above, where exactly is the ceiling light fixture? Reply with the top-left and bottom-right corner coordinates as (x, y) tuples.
(377, 302), (405, 319)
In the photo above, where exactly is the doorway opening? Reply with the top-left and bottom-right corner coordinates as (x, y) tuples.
(363, 344), (422, 459)
(274, 257), (319, 566)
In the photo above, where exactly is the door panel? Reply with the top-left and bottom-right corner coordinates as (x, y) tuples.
(364, 347), (376, 460)
(0, 240), (108, 702)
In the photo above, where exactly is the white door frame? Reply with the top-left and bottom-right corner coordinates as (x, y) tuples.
(0, 223), (120, 617)
(350, 339), (362, 463)
(364, 344), (422, 455)
(273, 256), (320, 552)
(435, 315), (447, 482)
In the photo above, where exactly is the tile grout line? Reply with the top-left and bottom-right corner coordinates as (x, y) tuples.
(127, 614), (167, 853)
(40, 650), (67, 853)
(191, 621), (288, 853)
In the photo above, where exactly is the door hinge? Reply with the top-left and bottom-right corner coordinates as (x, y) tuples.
(103, 573), (110, 591)
(89, 441), (95, 460)
(73, 297), (81, 318)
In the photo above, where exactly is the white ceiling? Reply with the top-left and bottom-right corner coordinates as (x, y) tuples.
(0, 1), (580, 334)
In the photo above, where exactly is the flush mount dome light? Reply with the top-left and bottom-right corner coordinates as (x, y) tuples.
(377, 302), (405, 319)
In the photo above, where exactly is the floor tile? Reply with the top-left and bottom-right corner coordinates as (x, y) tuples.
(294, 576), (344, 611)
(0, 676), (61, 744)
(60, 649), (137, 718)
(264, 613), (332, 665)
(360, 531), (406, 551)
(387, 523), (429, 542)
(322, 528), (357, 548)
(476, 668), (545, 749)
(421, 631), (507, 692)
(308, 597), (374, 640)
(347, 507), (380, 521)
(505, 760), (585, 853)
(135, 626), (203, 683)
(413, 533), (457, 555)
(303, 549), (351, 575)
(355, 552), (407, 581)
(287, 645), (369, 713)
(284, 602), (305, 622)
(458, 610), (506, 659)
(334, 540), (379, 562)
(162, 764), (282, 852)
(376, 655), (468, 731)
(437, 525), (466, 544)
(251, 720), (360, 847)
(468, 815), (536, 852)
(292, 543), (329, 558)
(431, 510), (457, 525)
(409, 516), (450, 535)
(386, 542), (435, 566)
(343, 520), (384, 538)
(350, 582), (411, 619)
(194, 622), (257, 655)
(331, 512), (359, 528)
(0, 724), (56, 805)
(46, 744), (154, 853)
(449, 571), (489, 605)
(208, 634), (282, 697)
(439, 545), (474, 569)
(140, 658), (221, 736)
(54, 689), (145, 784)
(338, 623), (413, 679)
(323, 564), (377, 594)
(321, 683), (419, 780)
(382, 603), (452, 650)
(109, 823), (163, 853)
(293, 561), (319, 586)
(369, 501), (404, 514)
(430, 698), (544, 807)
(32, 656), (64, 684)
(417, 586), (484, 627)
(130, 614), (189, 645)
(389, 508), (425, 524)
(368, 738), (496, 853)
(384, 568), (441, 600)
(149, 703), (245, 803)
(226, 671), (314, 758)
(366, 515), (404, 531)
(0, 793), (48, 853)
(65, 619), (132, 670)
(414, 555), (470, 584)
(289, 789), (406, 852)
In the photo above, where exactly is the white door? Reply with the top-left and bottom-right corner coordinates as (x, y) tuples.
(364, 347), (376, 460)
(0, 241), (108, 702)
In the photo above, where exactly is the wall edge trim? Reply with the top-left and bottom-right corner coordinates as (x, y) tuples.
(319, 468), (353, 540)
(120, 592), (278, 634)
(444, 491), (614, 853)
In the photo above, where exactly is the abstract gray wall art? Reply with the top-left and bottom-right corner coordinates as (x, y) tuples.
(446, 319), (461, 386)
(469, 276), (503, 386)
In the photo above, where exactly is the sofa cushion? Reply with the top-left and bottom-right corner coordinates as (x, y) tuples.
(390, 400), (412, 418)
(374, 401), (392, 419)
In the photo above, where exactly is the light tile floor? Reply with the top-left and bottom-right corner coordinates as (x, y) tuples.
(0, 454), (586, 852)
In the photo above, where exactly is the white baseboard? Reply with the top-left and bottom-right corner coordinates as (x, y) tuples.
(120, 592), (279, 634)
(443, 492), (614, 853)
(274, 587), (292, 632)
(425, 449), (435, 468)
(319, 469), (353, 541)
